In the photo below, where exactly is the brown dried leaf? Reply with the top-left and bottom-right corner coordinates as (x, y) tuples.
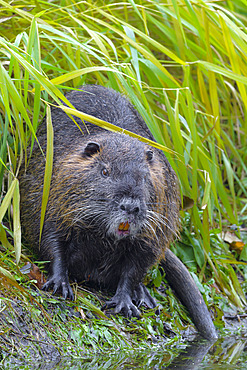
(21, 262), (46, 289)
(222, 231), (245, 254)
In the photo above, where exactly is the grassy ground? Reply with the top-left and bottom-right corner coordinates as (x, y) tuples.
(0, 0), (247, 365)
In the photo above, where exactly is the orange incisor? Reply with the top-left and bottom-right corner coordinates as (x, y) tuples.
(118, 221), (130, 231)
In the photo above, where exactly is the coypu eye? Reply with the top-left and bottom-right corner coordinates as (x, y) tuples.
(146, 150), (154, 162)
(101, 168), (109, 178)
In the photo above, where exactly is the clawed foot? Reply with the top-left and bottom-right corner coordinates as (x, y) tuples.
(42, 275), (74, 300)
(102, 294), (141, 318)
(102, 284), (159, 318)
(132, 283), (160, 314)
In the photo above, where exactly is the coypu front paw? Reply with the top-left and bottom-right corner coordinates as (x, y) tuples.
(102, 294), (141, 318)
(42, 275), (74, 300)
(133, 283), (159, 313)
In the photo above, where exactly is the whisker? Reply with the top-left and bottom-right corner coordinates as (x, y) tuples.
(147, 210), (179, 239)
(142, 219), (159, 243)
(145, 215), (169, 242)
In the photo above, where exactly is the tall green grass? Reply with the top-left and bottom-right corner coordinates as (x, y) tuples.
(0, 0), (246, 307)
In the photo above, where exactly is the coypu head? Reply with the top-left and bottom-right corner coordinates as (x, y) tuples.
(49, 132), (175, 244)
(78, 137), (150, 238)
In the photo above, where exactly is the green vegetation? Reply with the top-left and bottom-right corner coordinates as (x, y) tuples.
(0, 0), (247, 364)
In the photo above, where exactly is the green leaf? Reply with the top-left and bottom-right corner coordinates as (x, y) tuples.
(59, 105), (177, 154)
(39, 106), (53, 243)
(240, 245), (247, 262)
(0, 177), (17, 224)
(13, 180), (21, 264)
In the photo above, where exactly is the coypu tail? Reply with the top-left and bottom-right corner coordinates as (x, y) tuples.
(161, 249), (218, 340)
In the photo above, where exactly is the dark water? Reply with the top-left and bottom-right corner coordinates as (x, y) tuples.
(1, 333), (247, 369)
(165, 335), (247, 369)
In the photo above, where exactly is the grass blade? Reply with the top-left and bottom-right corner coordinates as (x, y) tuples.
(39, 105), (53, 243)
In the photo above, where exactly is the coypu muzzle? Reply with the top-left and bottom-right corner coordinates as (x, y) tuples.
(113, 196), (146, 238)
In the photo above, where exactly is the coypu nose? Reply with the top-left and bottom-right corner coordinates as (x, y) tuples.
(119, 200), (140, 215)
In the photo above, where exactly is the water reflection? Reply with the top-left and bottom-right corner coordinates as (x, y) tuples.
(2, 333), (247, 368)
(166, 336), (216, 369)
(57, 335), (246, 369)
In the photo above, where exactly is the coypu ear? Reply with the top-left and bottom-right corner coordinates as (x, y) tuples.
(83, 142), (101, 157)
(146, 150), (154, 162)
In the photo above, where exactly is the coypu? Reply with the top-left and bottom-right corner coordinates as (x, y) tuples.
(19, 85), (217, 339)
